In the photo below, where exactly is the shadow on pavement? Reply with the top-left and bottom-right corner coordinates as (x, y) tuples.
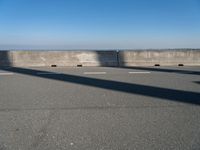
(194, 81), (200, 85)
(1, 66), (200, 106)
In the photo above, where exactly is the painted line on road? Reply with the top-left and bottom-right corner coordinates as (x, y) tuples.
(84, 72), (107, 75)
(129, 71), (151, 74)
(36, 72), (62, 75)
(0, 72), (14, 75)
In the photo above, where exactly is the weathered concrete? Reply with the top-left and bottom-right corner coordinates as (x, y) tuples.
(0, 51), (118, 67)
(0, 49), (200, 67)
(0, 51), (13, 66)
(119, 49), (200, 66)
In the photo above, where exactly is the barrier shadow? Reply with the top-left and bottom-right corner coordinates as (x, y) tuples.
(194, 81), (200, 85)
(96, 51), (118, 67)
(1, 66), (200, 106)
(0, 51), (13, 66)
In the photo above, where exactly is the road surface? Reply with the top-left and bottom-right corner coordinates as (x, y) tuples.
(0, 66), (200, 150)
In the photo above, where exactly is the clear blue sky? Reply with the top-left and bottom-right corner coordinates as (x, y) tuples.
(0, 0), (200, 50)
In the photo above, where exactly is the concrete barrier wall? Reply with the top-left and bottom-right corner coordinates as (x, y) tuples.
(119, 49), (200, 66)
(0, 50), (200, 67)
(0, 51), (13, 66)
(0, 51), (118, 67)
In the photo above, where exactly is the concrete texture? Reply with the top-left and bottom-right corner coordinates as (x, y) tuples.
(0, 51), (13, 66)
(0, 66), (200, 150)
(0, 49), (200, 67)
(119, 49), (200, 66)
(0, 51), (118, 67)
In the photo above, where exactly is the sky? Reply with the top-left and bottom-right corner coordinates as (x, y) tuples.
(0, 0), (200, 50)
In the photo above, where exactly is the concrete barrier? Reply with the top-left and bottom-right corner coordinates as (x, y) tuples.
(0, 49), (200, 67)
(119, 49), (200, 66)
(0, 51), (118, 67)
(0, 51), (13, 66)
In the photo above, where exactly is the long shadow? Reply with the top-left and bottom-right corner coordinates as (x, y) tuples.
(194, 81), (200, 85)
(1, 66), (200, 106)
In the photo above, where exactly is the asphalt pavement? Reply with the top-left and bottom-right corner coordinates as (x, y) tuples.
(0, 66), (200, 150)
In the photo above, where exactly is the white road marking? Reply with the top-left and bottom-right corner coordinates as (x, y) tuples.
(84, 72), (107, 75)
(0, 72), (14, 75)
(37, 72), (62, 75)
(129, 71), (151, 74)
